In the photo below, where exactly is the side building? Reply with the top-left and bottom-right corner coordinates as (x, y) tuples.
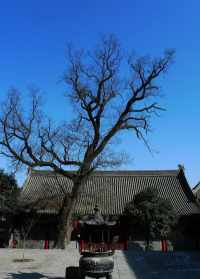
(192, 181), (200, 200)
(18, 166), (200, 250)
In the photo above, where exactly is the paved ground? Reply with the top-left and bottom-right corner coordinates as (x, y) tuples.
(1, 242), (200, 278)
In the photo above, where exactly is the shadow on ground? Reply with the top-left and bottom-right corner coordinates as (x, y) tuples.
(123, 248), (200, 279)
(122, 242), (148, 279)
(65, 267), (81, 279)
(6, 272), (63, 279)
(6, 267), (81, 279)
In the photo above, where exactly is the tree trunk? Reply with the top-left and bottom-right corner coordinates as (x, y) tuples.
(146, 237), (150, 251)
(145, 230), (150, 251)
(56, 180), (81, 249)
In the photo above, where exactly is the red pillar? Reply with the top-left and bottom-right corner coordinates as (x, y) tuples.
(44, 240), (49, 249)
(80, 240), (84, 253)
(161, 239), (168, 252)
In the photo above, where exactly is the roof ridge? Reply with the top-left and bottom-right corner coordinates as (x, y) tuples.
(30, 169), (179, 177)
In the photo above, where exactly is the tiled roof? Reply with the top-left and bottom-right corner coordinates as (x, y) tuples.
(20, 168), (200, 216)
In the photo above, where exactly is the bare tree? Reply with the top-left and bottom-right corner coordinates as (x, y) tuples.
(19, 211), (41, 261)
(0, 35), (174, 248)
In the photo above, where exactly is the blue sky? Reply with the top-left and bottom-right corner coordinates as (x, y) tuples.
(0, 0), (200, 187)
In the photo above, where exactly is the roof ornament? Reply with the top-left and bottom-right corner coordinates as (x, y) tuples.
(178, 164), (185, 171)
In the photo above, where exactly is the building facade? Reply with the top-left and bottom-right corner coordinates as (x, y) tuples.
(17, 166), (200, 250)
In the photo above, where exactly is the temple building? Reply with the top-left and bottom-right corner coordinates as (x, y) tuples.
(18, 166), (200, 250)
(192, 181), (200, 200)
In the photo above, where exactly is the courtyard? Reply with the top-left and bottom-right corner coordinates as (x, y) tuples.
(1, 242), (200, 279)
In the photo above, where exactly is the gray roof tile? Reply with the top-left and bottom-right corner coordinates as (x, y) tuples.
(20, 169), (200, 216)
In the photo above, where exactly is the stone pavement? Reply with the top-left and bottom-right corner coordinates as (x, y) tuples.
(1, 242), (200, 279)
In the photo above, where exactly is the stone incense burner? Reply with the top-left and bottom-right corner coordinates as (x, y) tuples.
(79, 206), (116, 279)
(79, 250), (114, 279)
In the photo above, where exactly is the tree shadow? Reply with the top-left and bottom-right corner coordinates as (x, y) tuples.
(6, 267), (81, 279)
(6, 272), (63, 279)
